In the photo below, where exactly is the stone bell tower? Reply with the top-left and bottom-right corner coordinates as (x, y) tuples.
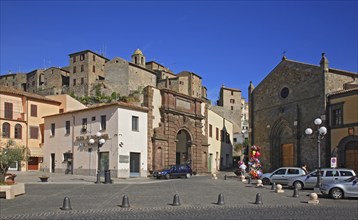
(131, 48), (146, 67)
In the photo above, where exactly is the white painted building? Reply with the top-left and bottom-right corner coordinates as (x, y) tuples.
(42, 102), (148, 178)
(207, 109), (234, 173)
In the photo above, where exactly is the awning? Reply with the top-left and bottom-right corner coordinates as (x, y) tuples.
(28, 147), (43, 157)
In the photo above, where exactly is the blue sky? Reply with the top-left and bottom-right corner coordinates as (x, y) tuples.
(1, 1), (357, 102)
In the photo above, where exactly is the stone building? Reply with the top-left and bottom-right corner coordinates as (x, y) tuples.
(215, 86), (242, 133)
(68, 50), (109, 97)
(37, 67), (70, 96)
(249, 53), (358, 172)
(0, 73), (27, 90)
(327, 87), (358, 173)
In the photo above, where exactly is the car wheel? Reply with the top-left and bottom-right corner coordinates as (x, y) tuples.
(330, 188), (343, 200)
(185, 173), (191, 179)
(293, 181), (303, 190)
(262, 178), (270, 185)
(165, 174), (170, 179)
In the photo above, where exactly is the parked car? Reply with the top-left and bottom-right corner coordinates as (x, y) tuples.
(287, 168), (356, 190)
(321, 176), (358, 199)
(152, 164), (192, 179)
(260, 167), (306, 185)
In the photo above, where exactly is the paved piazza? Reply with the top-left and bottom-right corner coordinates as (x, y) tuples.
(1, 172), (357, 219)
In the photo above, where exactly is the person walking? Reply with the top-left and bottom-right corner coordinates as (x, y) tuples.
(239, 162), (247, 177)
(302, 164), (308, 174)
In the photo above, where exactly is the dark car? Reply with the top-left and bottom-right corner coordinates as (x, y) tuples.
(153, 164), (192, 179)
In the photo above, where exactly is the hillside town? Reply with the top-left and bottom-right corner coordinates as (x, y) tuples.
(0, 49), (357, 180)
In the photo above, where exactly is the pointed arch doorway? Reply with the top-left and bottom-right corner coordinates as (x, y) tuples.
(176, 130), (192, 165)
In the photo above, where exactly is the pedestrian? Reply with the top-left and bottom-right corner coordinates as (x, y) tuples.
(239, 162), (247, 177)
(302, 164), (308, 174)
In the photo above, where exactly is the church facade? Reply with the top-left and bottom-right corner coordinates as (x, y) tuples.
(249, 54), (358, 172)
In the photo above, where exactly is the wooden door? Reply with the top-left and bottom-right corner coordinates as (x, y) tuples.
(345, 148), (358, 173)
(282, 144), (294, 167)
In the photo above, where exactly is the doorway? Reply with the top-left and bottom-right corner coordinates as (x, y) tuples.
(51, 153), (55, 173)
(99, 152), (109, 175)
(130, 152), (140, 177)
(176, 130), (191, 165)
(282, 144), (294, 167)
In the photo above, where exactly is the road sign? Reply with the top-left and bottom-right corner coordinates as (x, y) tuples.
(331, 157), (337, 168)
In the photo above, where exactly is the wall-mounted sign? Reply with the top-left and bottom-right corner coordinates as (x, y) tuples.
(119, 155), (129, 163)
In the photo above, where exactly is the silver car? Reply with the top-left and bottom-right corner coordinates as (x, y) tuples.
(321, 176), (358, 199)
(260, 167), (306, 185)
(287, 168), (356, 190)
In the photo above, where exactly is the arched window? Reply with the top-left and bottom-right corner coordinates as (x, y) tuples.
(2, 122), (10, 138)
(15, 124), (22, 139)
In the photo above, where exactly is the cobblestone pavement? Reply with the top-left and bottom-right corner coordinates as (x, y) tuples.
(1, 171), (357, 219)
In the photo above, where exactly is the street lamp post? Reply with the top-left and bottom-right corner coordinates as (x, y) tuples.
(89, 132), (106, 184)
(305, 118), (327, 189)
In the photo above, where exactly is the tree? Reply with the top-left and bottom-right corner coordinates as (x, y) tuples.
(0, 140), (26, 183)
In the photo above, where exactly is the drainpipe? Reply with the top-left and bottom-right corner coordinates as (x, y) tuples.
(71, 114), (75, 175)
(25, 97), (29, 171)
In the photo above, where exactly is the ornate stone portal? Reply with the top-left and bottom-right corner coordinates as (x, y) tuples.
(150, 89), (208, 173)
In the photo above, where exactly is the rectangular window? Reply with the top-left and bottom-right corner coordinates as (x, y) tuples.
(73, 79), (76, 86)
(51, 123), (55, 136)
(65, 121), (70, 135)
(332, 108), (343, 126)
(82, 118), (87, 132)
(92, 116), (96, 121)
(231, 106), (234, 110)
(100, 115), (106, 130)
(73, 56), (76, 63)
(230, 99), (235, 103)
(93, 55), (96, 61)
(73, 66), (76, 73)
(92, 65), (96, 73)
(209, 124), (212, 137)
(216, 128), (219, 140)
(231, 91), (234, 95)
(31, 104), (37, 117)
(80, 54), (85, 61)
(81, 78), (84, 85)
(30, 126), (39, 139)
(132, 116), (139, 131)
(233, 138), (237, 142)
(4, 102), (13, 119)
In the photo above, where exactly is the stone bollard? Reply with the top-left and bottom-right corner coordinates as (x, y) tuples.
(120, 195), (130, 208)
(248, 177), (252, 184)
(240, 175), (246, 182)
(172, 194), (181, 206)
(271, 182), (276, 190)
(60, 197), (72, 210)
(256, 179), (264, 188)
(307, 193), (319, 205)
(275, 184), (284, 193)
(217, 193), (225, 205)
(254, 193), (263, 205)
(224, 175), (227, 180)
(292, 188), (299, 197)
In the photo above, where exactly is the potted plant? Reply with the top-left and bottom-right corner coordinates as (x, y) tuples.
(39, 175), (49, 182)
